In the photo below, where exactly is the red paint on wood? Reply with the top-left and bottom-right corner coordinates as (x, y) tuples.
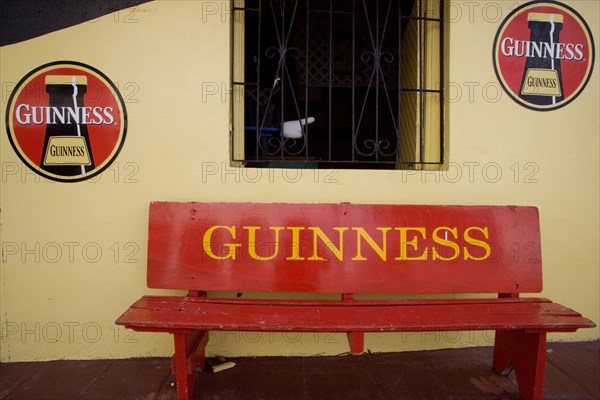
(172, 333), (194, 400)
(116, 296), (594, 333)
(114, 202), (597, 400)
(147, 202), (543, 294)
(347, 332), (365, 355)
(493, 330), (548, 400)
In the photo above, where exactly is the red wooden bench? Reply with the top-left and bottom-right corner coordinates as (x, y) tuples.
(116, 202), (595, 400)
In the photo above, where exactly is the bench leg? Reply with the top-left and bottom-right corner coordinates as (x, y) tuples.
(493, 330), (547, 400)
(172, 331), (209, 400)
(347, 332), (365, 355)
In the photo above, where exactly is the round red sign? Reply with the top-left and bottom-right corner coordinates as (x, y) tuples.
(493, 1), (594, 111)
(6, 61), (127, 182)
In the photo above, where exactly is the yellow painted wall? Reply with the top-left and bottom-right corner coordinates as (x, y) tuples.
(1, 0), (598, 362)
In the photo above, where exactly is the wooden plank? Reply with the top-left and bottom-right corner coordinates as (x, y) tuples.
(136, 295), (554, 307)
(128, 296), (591, 319)
(116, 297), (595, 333)
(147, 202), (543, 294)
(123, 300), (588, 322)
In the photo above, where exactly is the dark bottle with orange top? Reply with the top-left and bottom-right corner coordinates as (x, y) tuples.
(519, 13), (565, 106)
(40, 75), (95, 176)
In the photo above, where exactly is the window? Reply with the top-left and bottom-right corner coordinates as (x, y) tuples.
(232, 0), (444, 169)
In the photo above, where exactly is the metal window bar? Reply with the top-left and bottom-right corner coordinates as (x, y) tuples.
(232, 0), (444, 168)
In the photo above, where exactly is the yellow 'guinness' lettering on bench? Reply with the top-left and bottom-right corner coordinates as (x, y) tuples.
(202, 225), (492, 263)
(245, 226), (285, 261)
(432, 227), (459, 261)
(202, 225), (240, 260)
(352, 227), (391, 261)
(309, 227), (348, 261)
(395, 227), (427, 261)
(464, 227), (492, 261)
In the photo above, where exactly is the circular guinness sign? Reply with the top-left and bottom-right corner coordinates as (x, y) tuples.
(6, 61), (127, 182)
(493, 1), (595, 111)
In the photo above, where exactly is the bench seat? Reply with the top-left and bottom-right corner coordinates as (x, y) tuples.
(117, 296), (593, 333)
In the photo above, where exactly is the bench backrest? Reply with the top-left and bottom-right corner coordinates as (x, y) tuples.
(147, 202), (542, 294)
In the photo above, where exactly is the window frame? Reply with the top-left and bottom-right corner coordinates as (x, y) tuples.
(231, 0), (445, 169)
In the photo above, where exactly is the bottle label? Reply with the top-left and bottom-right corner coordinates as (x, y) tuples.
(493, 1), (594, 111)
(43, 136), (92, 166)
(521, 68), (562, 97)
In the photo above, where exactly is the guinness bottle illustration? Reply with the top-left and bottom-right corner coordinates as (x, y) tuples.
(41, 75), (95, 176)
(520, 13), (565, 106)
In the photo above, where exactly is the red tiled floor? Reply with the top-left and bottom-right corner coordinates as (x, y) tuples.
(1, 341), (598, 400)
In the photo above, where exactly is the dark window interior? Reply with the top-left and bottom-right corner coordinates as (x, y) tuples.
(232, 0), (443, 169)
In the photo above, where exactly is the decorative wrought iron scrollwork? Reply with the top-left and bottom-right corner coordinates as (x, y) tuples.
(353, 0), (400, 159)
